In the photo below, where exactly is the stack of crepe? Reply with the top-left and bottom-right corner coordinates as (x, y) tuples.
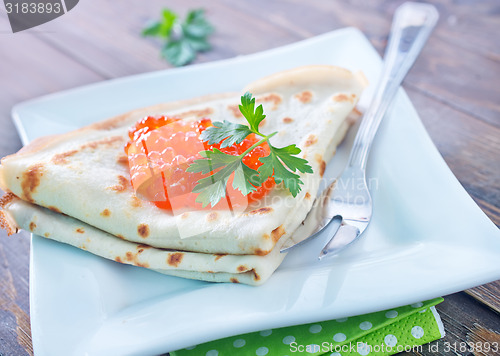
(0, 66), (365, 285)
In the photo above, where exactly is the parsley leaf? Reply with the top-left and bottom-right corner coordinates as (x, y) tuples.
(191, 157), (240, 192)
(187, 92), (313, 207)
(193, 180), (227, 209)
(188, 151), (258, 207)
(183, 9), (214, 38)
(184, 35), (212, 52)
(269, 145), (313, 175)
(258, 145), (313, 197)
(187, 149), (240, 174)
(162, 40), (196, 68)
(258, 152), (302, 196)
(232, 164), (259, 196)
(239, 92), (266, 132)
(143, 8), (213, 67)
(142, 9), (177, 38)
(200, 121), (253, 148)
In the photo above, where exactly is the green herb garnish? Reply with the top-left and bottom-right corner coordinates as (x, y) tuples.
(186, 92), (313, 207)
(142, 9), (214, 67)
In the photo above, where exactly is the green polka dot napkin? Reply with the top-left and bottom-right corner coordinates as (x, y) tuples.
(171, 298), (444, 356)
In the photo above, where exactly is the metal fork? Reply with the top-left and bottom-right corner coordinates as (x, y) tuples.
(281, 2), (439, 258)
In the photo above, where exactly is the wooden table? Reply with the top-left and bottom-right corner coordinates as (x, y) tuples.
(0, 1), (498, 355)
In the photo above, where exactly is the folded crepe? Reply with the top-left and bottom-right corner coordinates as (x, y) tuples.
(0, 66), (366, 285)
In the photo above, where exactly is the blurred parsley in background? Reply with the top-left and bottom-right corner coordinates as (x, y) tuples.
(142, 9), (214, 67)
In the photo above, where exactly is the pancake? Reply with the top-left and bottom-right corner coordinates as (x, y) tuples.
(0, 65), (366, 285)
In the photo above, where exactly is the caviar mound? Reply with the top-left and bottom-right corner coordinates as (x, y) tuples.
(125, 116), (275, 211)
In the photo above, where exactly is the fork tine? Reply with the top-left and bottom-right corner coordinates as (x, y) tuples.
(318, 223), (360, 260)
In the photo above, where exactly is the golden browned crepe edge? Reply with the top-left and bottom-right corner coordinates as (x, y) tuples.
(0, 192), (18, 235)
(1, 92), (237, 164)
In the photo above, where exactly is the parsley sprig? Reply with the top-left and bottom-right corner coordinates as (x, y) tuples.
(186, 92), (313, 207)
(142, 9), (214, 67)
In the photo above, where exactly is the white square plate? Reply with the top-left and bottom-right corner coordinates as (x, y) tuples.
(12, 28), (500, 356)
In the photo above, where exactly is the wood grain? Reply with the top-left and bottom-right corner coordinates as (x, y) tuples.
(466, 281), (500, 314)
(466, 323), (500, 356)
(0, 0), (498, 355)
(0, 17), (103, 159)
(402, 292), (500, 356)
(406, 87), (500, 224)
(0, 232), (32, 356)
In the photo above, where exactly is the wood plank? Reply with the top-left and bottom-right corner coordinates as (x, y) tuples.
(0, 231), (32, 356)
(402, 292), (500, 355)
(0, 28), (103, 159)
(393, 0), (500, 60)
(465, 323), (500, 356)
(434, 292), (500, 355)
(30, 0), (295, 78)
(470, 197), (500, 227)
(403, 36), (500, 129)
(336, 0), (500, 59)
(466, 281), (500, 315)
(405, 87), (500, 226)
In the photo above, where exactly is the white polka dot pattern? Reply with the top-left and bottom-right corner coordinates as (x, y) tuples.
(309, 324), (322, 334)
(307, 344), (320, 353)
(357, 342), (370, 355)
(233, 339), (246, 348)
(256, 346), (269, 355)
(359, 321), (372, 330)
(385, 310), (398, 318)
(333, 333), (347, 342)
(176, 299), (444, 356)
(411, 326), (425, 339)
(384, 334), (398, 347)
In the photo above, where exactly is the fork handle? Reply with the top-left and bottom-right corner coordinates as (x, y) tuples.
(348, 2), (438, 170)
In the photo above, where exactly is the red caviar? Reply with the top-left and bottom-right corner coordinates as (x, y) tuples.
(125, 115), (275, 212)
